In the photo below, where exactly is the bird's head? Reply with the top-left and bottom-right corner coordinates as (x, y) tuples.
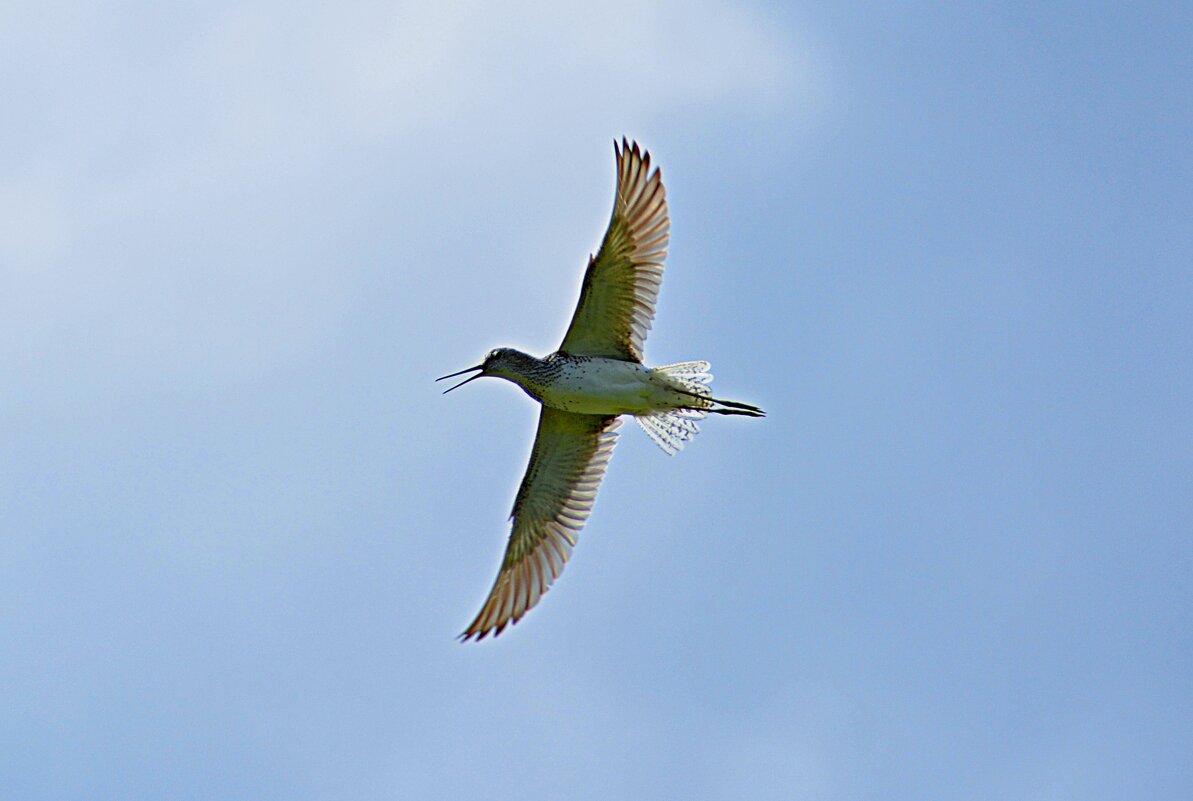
(436, 348), (524, 393)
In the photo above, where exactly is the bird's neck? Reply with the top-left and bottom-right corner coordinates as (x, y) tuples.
(495, 350), (559, 398)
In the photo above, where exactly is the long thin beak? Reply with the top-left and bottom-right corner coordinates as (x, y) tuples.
(436, 364), (484, 394)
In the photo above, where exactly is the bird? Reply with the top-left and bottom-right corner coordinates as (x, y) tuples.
(439, 138), (765, 641)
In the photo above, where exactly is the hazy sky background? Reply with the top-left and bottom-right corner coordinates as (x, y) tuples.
(3, 2), (1191, 799)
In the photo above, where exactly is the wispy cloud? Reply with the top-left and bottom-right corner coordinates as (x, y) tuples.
(2, 1), (816, 381)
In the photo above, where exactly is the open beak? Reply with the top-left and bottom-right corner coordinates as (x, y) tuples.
(436, 364), (484, 394)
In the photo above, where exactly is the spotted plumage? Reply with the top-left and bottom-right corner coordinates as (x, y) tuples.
(438, 139), (764, 640)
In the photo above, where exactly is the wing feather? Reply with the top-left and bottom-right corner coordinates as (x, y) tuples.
(557, 138), (670, 362)
(460, 409), (620, 640)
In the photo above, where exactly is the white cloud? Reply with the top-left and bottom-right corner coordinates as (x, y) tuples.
(0, 1), (819, 384)
(189, 1), (808, 141)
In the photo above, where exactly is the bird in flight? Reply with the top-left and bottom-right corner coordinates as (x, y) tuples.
(439, 138), (765, 641)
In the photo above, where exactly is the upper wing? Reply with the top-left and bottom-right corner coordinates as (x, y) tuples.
(557, 138), (669, 363)
(461, 408), (621, 641)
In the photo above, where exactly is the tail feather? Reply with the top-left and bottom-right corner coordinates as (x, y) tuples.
(636, 360), (764, 454)
(637, 410), (702, 456)
(654, 360), (714, 392)
(636, 361), (712, 454)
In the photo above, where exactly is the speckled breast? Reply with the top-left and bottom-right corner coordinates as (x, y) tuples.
(537, 355), (660, 415)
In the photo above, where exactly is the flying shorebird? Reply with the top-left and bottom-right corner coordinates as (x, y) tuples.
(439, 138), (765, 641)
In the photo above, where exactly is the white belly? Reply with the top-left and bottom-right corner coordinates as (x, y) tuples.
(539, 358), (667, 415)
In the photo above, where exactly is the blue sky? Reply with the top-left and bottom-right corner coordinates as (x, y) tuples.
(3, 2), (1191, 798)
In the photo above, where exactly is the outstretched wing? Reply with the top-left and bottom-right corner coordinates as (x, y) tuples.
(557, 138), (669, 363)
(461, 408), (621, 641)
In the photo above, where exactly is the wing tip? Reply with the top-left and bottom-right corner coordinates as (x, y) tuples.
(615, 136), (659, 181)
(457, 579), (536, 643)
(458, 618), (513, 643)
